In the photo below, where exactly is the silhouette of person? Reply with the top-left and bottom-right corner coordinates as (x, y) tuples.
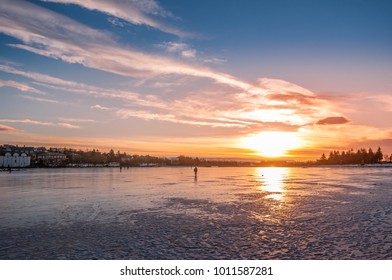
(194, 166), (198, 176)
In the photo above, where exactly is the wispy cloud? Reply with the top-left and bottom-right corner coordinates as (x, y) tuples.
(302, 124), (392, 151)
(57, 123), (81, 129)
(91, 104), (115, 111)
(0, 119), (51, 126)
(2, 64), (335, 135)
(203, 57), (227, 64)
(0, 1), (253, 92)
(19, 95), (59, 103)
(41, 0), (189, 37)
(366, 94), (392, 112)
(107, 17), (125, 27)
(157, 42), (188, 53)
(0, 119), (80, 129)
(0, 124), (20, 133)
(157, 41), (197, 58)
(0, 64), (141, 102)
(58, 117), (96, 123)
(0, 65), (81, 88)
(181, 49), (197, 58)
(0, 80), (46, 95)
(114, 79), (331, 134)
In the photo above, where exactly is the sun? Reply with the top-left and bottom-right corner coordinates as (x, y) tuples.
(242, 131), (302, 157)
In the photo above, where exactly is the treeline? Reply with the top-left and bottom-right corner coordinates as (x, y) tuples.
(65, 149), (170, 166)
(318, 147), (385, 165)
(63, 149), (248, 167)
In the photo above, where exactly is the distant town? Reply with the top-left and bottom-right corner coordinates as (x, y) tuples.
(1, 144), (391, 169)
(0, 144), (261, 168)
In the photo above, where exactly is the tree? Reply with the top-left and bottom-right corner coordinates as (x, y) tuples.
(367, 148), (375, 164)
(319, 153), (327, 164)
(318, 147), (385, 165)
(108, 149), (116, 161)
(341, 151), (346, 164)
(374, 147), (383, 163)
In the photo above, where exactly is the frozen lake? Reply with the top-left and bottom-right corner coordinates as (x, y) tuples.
(1, 166), (392, 259)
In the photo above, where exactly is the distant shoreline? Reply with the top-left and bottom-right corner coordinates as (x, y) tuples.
(2, 163), (392, 172)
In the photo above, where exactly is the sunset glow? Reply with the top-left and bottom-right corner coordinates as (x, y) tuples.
(243, 132), (303, 158)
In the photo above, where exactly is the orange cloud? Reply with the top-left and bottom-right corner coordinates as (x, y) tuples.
(0, 124), (20, 133)
(0, 119), (80, 129)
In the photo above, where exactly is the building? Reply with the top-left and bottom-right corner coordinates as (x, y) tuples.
(0, 152), (31, 168)
(36, 152), (67, 166)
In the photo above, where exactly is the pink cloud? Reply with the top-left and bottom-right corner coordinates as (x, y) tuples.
(91, 104), (115, 111)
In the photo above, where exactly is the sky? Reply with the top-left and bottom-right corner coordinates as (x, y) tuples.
(1, 0), (392, 160)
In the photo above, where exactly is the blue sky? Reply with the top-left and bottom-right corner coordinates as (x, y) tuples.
(1, 0), (392, 159)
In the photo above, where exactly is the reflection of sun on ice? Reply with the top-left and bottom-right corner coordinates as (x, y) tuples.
(256, 167), (289, 201)
(242, 131), (302, 157)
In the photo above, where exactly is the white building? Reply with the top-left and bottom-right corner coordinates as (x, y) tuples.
(0, 153), (31, 168)
(108, 162), (120, 167)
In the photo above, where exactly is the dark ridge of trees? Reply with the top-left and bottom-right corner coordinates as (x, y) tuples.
(317, 147), (384, 165)
(58, 148), (243, 167)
